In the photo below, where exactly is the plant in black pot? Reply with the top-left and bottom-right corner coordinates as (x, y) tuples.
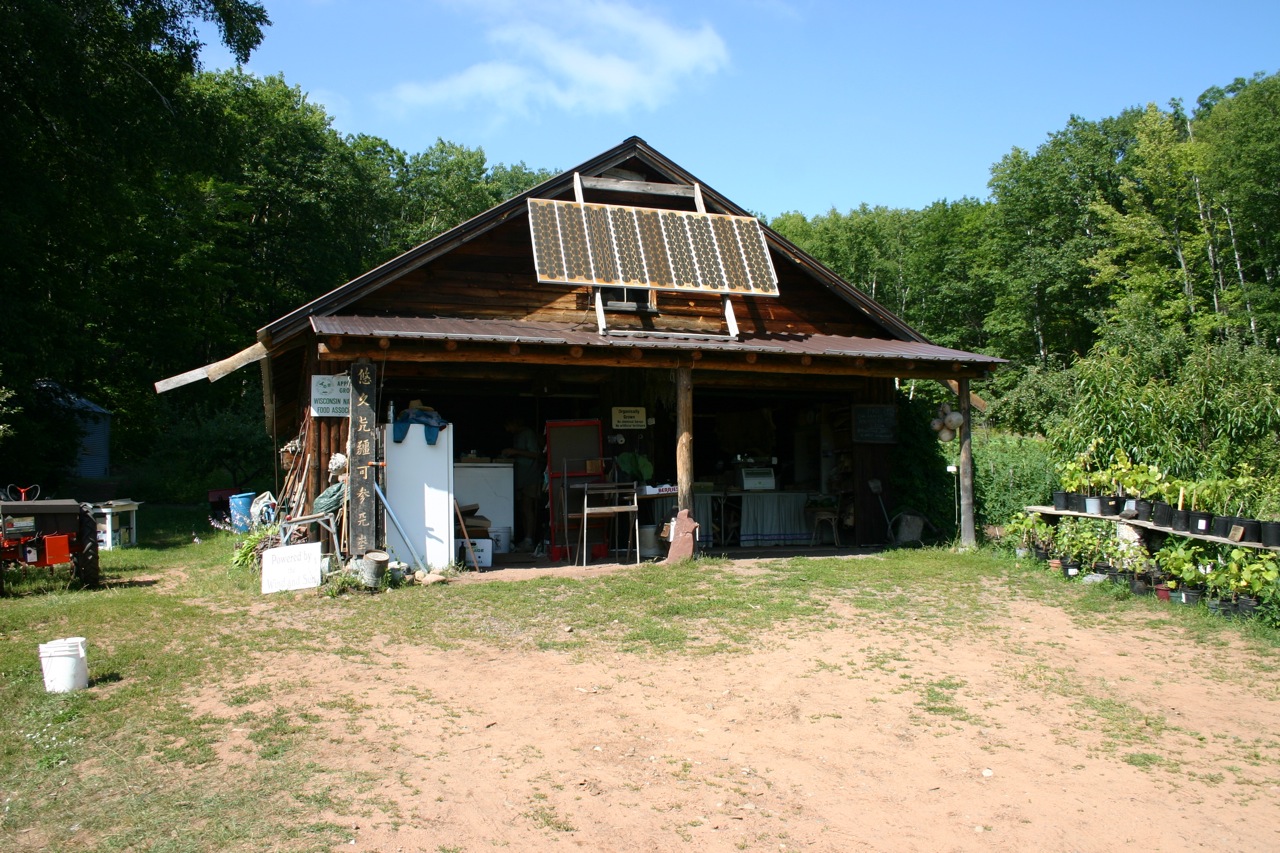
(1158, 537), (1205, 605)
(1255, 484), (1280, 548)
(1113, 453), (1163, 522)
(1233, 549), (1278, 618)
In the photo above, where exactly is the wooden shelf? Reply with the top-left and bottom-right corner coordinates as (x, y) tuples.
(1026, 506), (1280, 552)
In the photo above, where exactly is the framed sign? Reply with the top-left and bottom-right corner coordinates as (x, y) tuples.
(261, 542), (323, 594)
(852, 404), (897, 444)
(612, 407), (647, 430)
(310, 374), (352, 417)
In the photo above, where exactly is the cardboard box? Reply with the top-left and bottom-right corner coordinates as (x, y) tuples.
(457, 538), (492, 569)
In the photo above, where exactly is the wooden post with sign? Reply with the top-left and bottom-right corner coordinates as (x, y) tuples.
(348, 359), (377, 557)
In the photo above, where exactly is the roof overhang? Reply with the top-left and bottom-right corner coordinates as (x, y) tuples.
(309, 316), (1003, 381)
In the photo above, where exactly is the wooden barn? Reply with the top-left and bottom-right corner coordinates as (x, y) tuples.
(161, 137), (1001, 561)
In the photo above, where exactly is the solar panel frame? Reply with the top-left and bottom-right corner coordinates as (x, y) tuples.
(527, 199), (779, 297)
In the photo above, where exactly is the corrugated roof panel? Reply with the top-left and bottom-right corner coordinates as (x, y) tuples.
(311, 316), (1004, 365)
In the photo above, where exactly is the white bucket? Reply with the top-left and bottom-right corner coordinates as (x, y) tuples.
(639, 525), (662, 559)
(39, 637), (88, 693)
(490, 527), (512, 554)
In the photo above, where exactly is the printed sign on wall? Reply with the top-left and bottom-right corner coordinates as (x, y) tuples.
(310, 374), (352, 417)
(612, 406), (647, 430)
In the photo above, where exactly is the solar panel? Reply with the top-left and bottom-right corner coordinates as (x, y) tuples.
(528, 199), (779, 296)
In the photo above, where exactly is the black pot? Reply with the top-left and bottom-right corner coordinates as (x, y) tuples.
(1211, 515), (1233, 538)
(1189, 511), (1213, 535)
(1237, 596), (1259, 618)
(1234, 517), (1262, 544)
(1062, 560), (1081, 579)
(1130, 573), (1151, 596)
(1207, 598), (1235, 618)
(1152, 501), (1173, 527)
(1261, 521), (1280, 548)
(1171, 509), (1190, 532)
(1099, 496), (1122, 516)
(1135, 499), (1153, 522)
(1033, 545), (1049, 561)
(1052, 491), (1068, 511)
(1181, 587), (1203, 606)
(1067, 493), (1087, 513)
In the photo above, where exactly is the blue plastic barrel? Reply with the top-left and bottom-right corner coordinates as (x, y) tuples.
(229, 492), (256, 533)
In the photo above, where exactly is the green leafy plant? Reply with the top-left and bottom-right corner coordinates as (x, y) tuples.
(1156, 538), (1205, 590)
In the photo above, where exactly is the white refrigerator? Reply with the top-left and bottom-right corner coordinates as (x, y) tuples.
(384, 422), (455, 570)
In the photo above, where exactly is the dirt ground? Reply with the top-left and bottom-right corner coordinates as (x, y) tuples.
(194, 559), (1280, 852)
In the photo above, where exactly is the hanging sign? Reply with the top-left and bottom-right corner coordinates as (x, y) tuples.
(852, 404), (897, 444)
(311, 375), (352, 417)
(612, 407), (647, 430)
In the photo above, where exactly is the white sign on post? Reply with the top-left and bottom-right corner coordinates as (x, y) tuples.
(261, 542), (323, 594)
(310, 375), (352, 417)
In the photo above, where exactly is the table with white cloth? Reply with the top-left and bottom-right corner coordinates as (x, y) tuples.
(737, 492), (812, 546)
(651, 491), (813, 548)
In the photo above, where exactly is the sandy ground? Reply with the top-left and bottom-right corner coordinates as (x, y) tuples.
(191, 558), (1280, 853)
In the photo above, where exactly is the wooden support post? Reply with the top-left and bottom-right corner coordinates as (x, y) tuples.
(958, 378), (976, 548)
(676, 366), (694, 514)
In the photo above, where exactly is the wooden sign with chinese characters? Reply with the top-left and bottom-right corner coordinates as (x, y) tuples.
(348, 361), (378, 556)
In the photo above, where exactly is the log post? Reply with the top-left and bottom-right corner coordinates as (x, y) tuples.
(676, 365), (694, 514)
(958, 378), (976, 548)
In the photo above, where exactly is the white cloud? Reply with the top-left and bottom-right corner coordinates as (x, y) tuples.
(381, 0), (729, 118)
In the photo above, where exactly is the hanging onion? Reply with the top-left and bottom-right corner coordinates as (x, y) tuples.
(937, 428), (955, 442)
(944, 411), (964, 430)
(930, 417), (944, 432)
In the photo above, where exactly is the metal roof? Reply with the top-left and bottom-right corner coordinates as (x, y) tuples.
(310, 316), (1005, 365)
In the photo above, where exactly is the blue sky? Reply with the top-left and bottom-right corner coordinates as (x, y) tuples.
(199, 0), (1280, 219)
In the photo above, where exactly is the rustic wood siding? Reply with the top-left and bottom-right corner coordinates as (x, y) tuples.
(348, 217), (889, 338)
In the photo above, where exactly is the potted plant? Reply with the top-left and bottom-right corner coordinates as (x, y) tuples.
(1004, 511), (1035, 558)
(1255, 483), (1280, 548)
(1054, 516), (1084, 578)
(1157, 538), (1206, 605)
(1233, 550), (1278, 618)
(1113, 451), (1163, 520)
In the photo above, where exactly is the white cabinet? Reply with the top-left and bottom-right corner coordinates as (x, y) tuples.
(384, 423), (454, 570)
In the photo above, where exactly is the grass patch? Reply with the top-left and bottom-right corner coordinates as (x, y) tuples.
(3, 521), (1278, 848)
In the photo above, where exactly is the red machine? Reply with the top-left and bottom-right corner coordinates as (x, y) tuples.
(1, 496), (100, 592)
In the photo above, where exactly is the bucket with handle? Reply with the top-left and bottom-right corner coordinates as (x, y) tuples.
(360, 550), (389, 588)
(39, 637), (88, 693)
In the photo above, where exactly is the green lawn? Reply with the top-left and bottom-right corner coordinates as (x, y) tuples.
(2, 507), (1276, 851)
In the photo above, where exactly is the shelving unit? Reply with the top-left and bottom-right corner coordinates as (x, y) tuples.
(1026, 505), (1280, 552)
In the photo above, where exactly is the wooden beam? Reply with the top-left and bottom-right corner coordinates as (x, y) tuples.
(676, 366), (694, 515)
(580, 176), (697, 198)
(154, 342), (268, 393)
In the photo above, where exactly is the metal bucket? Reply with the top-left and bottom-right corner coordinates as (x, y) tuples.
(360, 550), (389, 588)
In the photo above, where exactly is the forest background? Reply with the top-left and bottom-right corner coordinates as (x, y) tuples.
(3, 1), (1279, 530)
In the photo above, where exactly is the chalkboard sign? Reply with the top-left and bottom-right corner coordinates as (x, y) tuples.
(852, 405), (897, 444)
